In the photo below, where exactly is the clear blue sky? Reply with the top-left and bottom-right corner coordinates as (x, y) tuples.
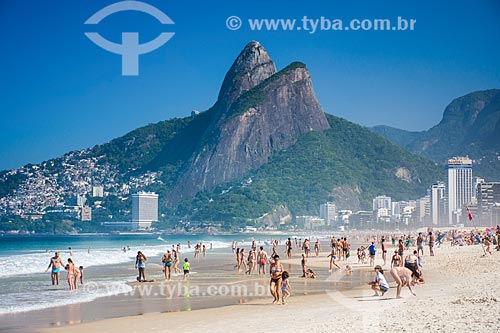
(1, 0), (499, 170)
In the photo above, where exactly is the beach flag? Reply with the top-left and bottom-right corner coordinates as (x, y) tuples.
(467, 206), (473, 221)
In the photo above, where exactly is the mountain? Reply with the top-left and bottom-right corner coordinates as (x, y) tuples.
(370, 125), (422, 148)
(371, 89), (500, 180)
(0, 41), (444, 231)
(172, 113), (443, 225)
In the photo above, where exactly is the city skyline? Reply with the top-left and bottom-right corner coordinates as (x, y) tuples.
(1, 0), (500, 170)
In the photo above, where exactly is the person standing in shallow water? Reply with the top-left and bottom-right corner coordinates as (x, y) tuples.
(135, 251), (147, 282)
(45, 251), (64, 285)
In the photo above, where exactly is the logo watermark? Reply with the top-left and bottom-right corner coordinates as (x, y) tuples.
(226, 16), (416, 33)
(84, 280), (270, 299)
(84, 1), (175, 76)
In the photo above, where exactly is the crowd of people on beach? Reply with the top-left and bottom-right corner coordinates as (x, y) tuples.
(44, 225), (500, 302)
(45, 250), (84, 290)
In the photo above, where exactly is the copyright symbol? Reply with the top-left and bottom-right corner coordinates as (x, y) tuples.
(226, 16), (242, 30)
(85, 281), (98, 294)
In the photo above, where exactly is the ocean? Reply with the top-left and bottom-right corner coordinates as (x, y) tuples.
(0, 233), (262, 315)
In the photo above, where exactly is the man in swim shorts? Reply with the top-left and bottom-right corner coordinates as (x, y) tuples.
(45, 251), (64, 285)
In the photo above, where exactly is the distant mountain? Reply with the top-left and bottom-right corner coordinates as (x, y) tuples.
(370, 125), (422, 148)
(0, 41), (444, 231)
(371, 89), (500, 180)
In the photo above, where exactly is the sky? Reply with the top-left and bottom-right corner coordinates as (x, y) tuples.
(0, 0), (499, 170)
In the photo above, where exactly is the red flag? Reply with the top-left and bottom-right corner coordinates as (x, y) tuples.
(466, 206), (473, 221)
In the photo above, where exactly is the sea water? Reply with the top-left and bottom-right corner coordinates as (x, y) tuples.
(0, 233), (251, 315)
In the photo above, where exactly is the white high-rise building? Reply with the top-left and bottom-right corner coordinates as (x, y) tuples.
(131, 192), (159, 230)
(92, 186), (104, 198)
(319, 202), (336, 226)
(373, 195), (391, 211)
(447, 157), (473, 225)
(431, 182), (446, 226)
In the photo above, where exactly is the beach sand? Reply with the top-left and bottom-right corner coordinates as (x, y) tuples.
(39, 243), (500, 333)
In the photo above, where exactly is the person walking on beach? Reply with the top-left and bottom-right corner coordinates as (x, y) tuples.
(258, 246), (268, 275)
(370, 265), (389, 296)
(286, 238), (293, 259)
(45, 251), (64, 285)
(301, 253), (308, 277)
(381, 237), (388, 266)
(303, 239), (310, 258)
(172, 250), (182, 273)
(327, 250), (341, 272)
(246, 249), (256, 275)
(390, 266), (416, 298)
(343, 238), (350, 261)
(239, 249), (247, 272)
(183, 258), (190, 282)
(398, 239), (405, 258)
(314, 239), (321, 257)
(417, 233), (424, 256)
(135, 251), (147, 282)
(281, 271), (291, 305)
(202, 245), (207, 258)
(270, 255), (284, 304)
(162, 250), (173, 280)
(428, 232), (435, 256)
(368, 242), (376, 267)
(232, 241), (236, 253)
(234, 248), (241, 270)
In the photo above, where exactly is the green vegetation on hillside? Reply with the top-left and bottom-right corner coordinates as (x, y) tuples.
(91, 117), (193, 172)
(170, 114), (444, 224)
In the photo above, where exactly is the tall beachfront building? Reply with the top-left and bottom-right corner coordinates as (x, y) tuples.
(373, 195), (391, 211)
(431, 182), (446, 226)
(131, 191), (159, 230)
(447, 157), (473, 225)
(319, 202), (336, 226)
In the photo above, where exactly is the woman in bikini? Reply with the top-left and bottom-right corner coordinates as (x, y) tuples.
(172, 250), (182, 273)
(269, 255), (284, 304)
(391, 250), (402, 267)
(239, 249), (247, 272)
(314, 239), (321, 257)
(162, 250), (173, 280)
(246, 249), (256, 275)
(66, 258), (77, 290)
(233, 248), (241, 270)
(390, 266), (416, 298)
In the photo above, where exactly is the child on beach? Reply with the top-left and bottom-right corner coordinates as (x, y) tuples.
(301, 254), (307, 277)
(79, 266), (84, 286)
(281, 271), (291, 304)
(183, 258), (190, 281)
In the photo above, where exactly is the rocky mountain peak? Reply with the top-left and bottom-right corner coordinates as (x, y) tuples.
(217, 41), (277, 109)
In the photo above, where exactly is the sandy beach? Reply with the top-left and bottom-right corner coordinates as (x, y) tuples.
(39, 241), (500, 333)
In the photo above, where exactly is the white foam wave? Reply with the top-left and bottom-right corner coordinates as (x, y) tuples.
(0, 278), (133, 315)
(0, 241), (231, 279)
